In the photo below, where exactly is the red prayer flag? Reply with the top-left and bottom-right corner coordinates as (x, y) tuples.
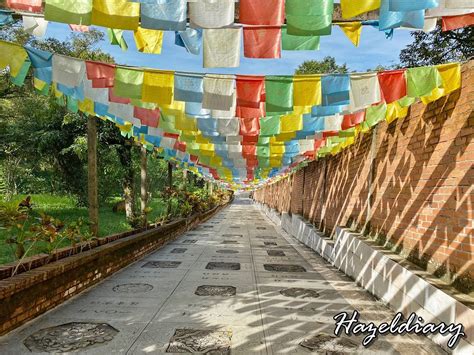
(246, 156), (259, 168)
(174, 141), (187, 152)
(378, 69), (407, 104)
(240, 0), (285, 26)
(342, 111), (365, 129)
(7, 0), (42, 12)
(190, 155), (199, 163)
(442, 13), (474, 31)
(86, 61), (115, 88)
(108, 88), (131, 104)
(314, 139), (325, 150)
(239, 117), (261, 136)
(243, 26), (282, 59)
(164, 132), (179, 139)
(133, 106), (160, 128)
(242, 135), (259, 144)
(323, 131), (338, 138)
(242, 144), (257, 159)
(236, 75), (266, 118)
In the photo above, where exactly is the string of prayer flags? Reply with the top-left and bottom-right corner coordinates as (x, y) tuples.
(107, 29), (128, 51)
(281, 27), (320, 51)
(44, 0), (92, 25)
(6, 0), (42, 13)
(340, 0), (381, 19)
(347, 73), (382, 112)
(337, 22), (363, 47)
(133, 27), (164, 54)
(188, 0), (235, 29)
(140, 0), (186, 31)
(243, 26), (281, 59)
(203, 27), (241, 68)
(265, 76), (294, 114)
(239, 0), (285, 26)
(92, 0), (140, 31)
(285, 0), (334, 36)
(421, 62), (461, 103)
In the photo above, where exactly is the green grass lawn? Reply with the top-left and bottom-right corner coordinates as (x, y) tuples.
(0, 194), (168, 265)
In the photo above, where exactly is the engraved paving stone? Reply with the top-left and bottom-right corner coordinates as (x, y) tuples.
(264, 242), (277, 246)
(112, 283), (153, 293)
(24, 322), (119, 352)
(222, 240), (238, 244)
(222, 234), (243, 238)
(195, 285), (237, 296)
(299, 333), (359, 353)
(142, 261), (181, 268)
(256, 235), (276, 239)
(182, 240), (197, 244)
(263, 264), (307, 272)
(280, 288), (320, 299)
(216, 250), (239, 254)
(206, 262), (241, 270)
(171, 248), (187, 254)
(267, 250), (286, 257)
(257, 227), (267, 230)
(166, 329), (232, 354)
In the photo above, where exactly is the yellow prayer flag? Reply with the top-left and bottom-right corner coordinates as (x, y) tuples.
(385, 101), (409, 124)
(274, 132), (296, 142)
(0, 41), (27, 78)
(421, 63), (461, 104)
(280, 113), (303, 133)
(175, 115), (198, 132)
(340, 0), (380, 19)
(92, 0), (140, 30)
(134, 27), (164, 55)
(338, 22), (362, 47)
(270, 157), (282, 168)
(142, 70), (174, 105)
(293, 75), (322, 107)
(78, 98), (94, 115)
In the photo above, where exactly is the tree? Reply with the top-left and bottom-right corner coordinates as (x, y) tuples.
(295, 56), (349, 75)
(400, 26), (473, 67)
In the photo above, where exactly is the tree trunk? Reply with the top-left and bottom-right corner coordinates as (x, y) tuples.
(87, 115), (99, 237)
(140, 145), (148, 227)
(182, 170), (187, 192)
(117, 141), (135, 221)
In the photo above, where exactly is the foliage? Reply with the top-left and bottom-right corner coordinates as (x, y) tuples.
(400, 26), (474, 67)
(295, 56), (349, 75)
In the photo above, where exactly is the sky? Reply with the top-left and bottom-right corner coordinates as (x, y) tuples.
(44, 22), (415, 75)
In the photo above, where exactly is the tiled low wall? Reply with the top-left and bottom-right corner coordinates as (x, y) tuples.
(255, 202), (474, 355)
(0, 202), (229, 336)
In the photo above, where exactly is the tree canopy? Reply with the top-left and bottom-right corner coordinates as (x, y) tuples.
(295, 56), (349, 75)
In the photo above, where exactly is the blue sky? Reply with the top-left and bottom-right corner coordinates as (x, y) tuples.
(44, 22), (414, 75)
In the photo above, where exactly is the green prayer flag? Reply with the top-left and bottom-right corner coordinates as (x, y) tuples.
(113, 67), (144, 100)
(10, 59), (31, 87)
(265, 77), (294, 115)
(45, 0), (92, 25)
(67, 96), (78, 113)
(159, 114), (180, 134)
(258, 157), (271, 168)
(282, 27), (320, 51)
(365, 103), (387, 128)
(257, 136), (271, 146)
(107, 28), (128, 51)
(260, 115), (281, 136)
(339, 128), (356, 137)
(285, 0), (333, 36)
(257, 146), (270, 158)
(407, 66), (443, 98)
(398, 96), (416, 107)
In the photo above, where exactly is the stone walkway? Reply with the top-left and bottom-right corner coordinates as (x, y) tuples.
(0, 198), (445, 354)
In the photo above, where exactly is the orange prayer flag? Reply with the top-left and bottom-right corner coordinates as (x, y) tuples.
(240, 0), (285, 26)
(243, 26), (281, 59)
(442, 13), (474, 31)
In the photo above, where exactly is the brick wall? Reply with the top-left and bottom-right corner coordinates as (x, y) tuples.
(0, 202), (229, 336)
(254, 61), (474, 289)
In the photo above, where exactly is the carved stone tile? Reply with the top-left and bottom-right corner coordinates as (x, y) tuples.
(299, 333), (359, 353)
(171, 248), (187, 254)
(256, 227), (267, 230)
(195, 285), (236, 296)
(206, 262), (241, 271)
(256, 236), (276, 239)
(221, 241), (238, 244)
(166, 329), (231, 354)
(142, 261), (182, 269)
(264, 242), (277, 246)
(222, 234), (243, 238)
(24, 322), (119, 352)
(182, 240), (197, 244)
(263, 264), (306, 272)
(280, 288), (320, 299)
(267, 250), (286, 257)
(230, 226), (240, 229)
(112, 283), (153, 293)
(216, 250), (239, 254)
